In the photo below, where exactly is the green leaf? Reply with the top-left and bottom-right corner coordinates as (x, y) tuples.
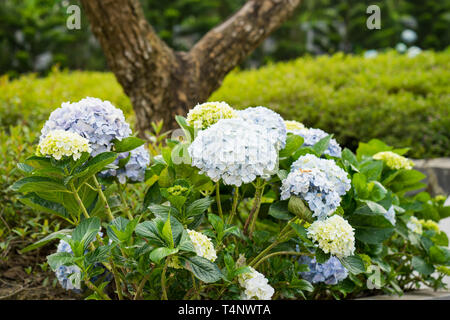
(113, 136), (145, 153)
(72, 217), (101, 251)
(290, 223), (312, 245)
(280, 135), (304, 158)
(135, 221), (166, 247)
(312, 134), (332, 156)
(341, 148), (359, 171)
(429, 246), (450, 265)
(175, 115), (195, 142)
(360, 160), (383, 181)
(162, 215), (174, 248)
(186, 197), (214, 217)
(85, 245), (112, 265)
(47, 252), (77, 271)
(356, 139), (392, 160)
(181, 256), (222, 283)
(368, 181), (387, 202)
(207, 213), (224, 236)
(149, 247), (179, 263)
(412, 256), (434, 276)
(339, 255), (366, 275)
(315, 248), (330, 263)
(107, 217), (138, 243)
(20, 229), (72, 253)
(177, 230), (196, 253)
(19, 193), (70, 220)
(348, 204), (394, 244)
(143, 183), (162, 208)
(11, 176), (68, 193)
(352, 173), (369, 199)
(148, 204), (180, 219)
(70, 152), (117, 183)
(290, 279), (314, 292)
(268, 201), (294, 220)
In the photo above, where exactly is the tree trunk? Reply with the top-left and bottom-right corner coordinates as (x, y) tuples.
(80, 0), (301, 135)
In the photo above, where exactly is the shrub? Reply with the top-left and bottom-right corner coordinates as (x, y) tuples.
(211, 50), (450, 159)
(11, 101), (450, 300)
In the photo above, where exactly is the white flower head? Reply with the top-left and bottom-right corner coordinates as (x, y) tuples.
(40, 97), (132, 156)
(37, 129), (91, 160)
(187, 229), (217, 262)
(188, 118), (278, 186)
(307, 215), (356, 258)
(238, 266), (274, 300)
(237, 106), (287, 150)
(407, 216), (423, 234)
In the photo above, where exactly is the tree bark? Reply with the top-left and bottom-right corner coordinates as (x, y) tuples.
(80, 0), (301, 135)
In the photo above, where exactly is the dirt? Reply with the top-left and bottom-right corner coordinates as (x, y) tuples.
(0, 240), (79, 300)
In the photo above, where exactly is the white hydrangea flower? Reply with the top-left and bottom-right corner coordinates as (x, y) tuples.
(384, 206), (396, 225)
(307, 215), (356, 258)
(407, 216), (423, 234)
(55, 239), (81, 291)
(40, 97), (132, 156)
(37, 129), (91, 160)
(188, 118), (278, 186)
(187, 229), (217, 262)
(186, 101), (237, 130)
(290, 127), (342, 158)
(373, 151), (414, 170)
(238, 266), (274, 300)
(281, 154), (351, 219)
(237, 106), (287, 150)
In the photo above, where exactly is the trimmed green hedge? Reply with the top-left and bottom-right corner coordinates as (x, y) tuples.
(1, 50), (449, 158)
(212, 50), (450, 158)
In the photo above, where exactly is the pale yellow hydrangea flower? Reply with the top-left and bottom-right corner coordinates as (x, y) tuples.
(307, 215), (355, 258)
(419, 219), (440, 232)
(284, 120), (306, 132)
(187, 229), (217, 262)
(186, 102), (237, 129)
(373, 151), (414, 170)
(407, 216), (423, 234)
(37, 129), (91, 160)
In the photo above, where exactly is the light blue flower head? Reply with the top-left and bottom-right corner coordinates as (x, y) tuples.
(188, 118), (278, 186)
(291, 127), (342, 158)
(55, 239), (81, 292)
(298, 255), (348, 285)
(237, 106), (287, 150)
(281, 154), (351, 219)
(100, 145), (150, 184)
(384, 206), (396, 226)
(40, 97), (132, 156)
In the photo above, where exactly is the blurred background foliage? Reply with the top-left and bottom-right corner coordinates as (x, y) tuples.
(0, 0), (449, 77)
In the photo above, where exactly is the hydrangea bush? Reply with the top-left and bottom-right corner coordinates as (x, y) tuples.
(12, 98), (450, 300)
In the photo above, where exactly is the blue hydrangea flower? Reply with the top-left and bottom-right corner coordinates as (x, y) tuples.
(188, 118), (278, 186)
(55, 240), (81, 292)
(237, 106), (287, 150)
(298, 255), (348, 285)
(281, 154), (351, 220)
(100, 145), (150, 184)
(40, 97), (132, 156)
(290, 127), (342, 158)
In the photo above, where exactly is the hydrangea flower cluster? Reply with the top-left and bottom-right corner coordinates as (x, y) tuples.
(55, 239), (81, 291)
(419, 219), (440, 232)
(384, 206), (396, 226)
(238, 266), (274, 300)
(407, 216), (423, 234)
(40, 97), (132, 156)
(291, 127), (342, 158)
(37, 129), (91, 160)
(188, 118), (278, 186)
(298, 255), (348, 285)
(373, 151), (414, 170)
(307, 215), (355, 258)
(100, 145), (150, 184)
(280, 154), (351, 220)
(187, 229), (217, 262)
(237, 106), (287, 150)
(186, 101), (237, 130)
(284, 120), (305, 133)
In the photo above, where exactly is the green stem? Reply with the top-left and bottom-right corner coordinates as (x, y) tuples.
(161, 259), (169, 300)
(252, 251), (312, 269)
(215, 182), (223, 219)
(134, 273), (151, 300)
(84, 279), (111, 300)
(227, 187), (239, 225)
(92, 175), (114, 221)
(116, 181), (133, 220)
(70, 182), (90, 219)
(111, 262), (124, 300)
(249, 239), (281, 267)
(244, 179), (265, 238)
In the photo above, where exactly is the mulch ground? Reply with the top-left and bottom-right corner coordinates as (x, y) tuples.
(0, 240), (79, 300)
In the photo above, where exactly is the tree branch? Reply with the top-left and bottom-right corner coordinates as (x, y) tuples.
(190, 0), (301, 95)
